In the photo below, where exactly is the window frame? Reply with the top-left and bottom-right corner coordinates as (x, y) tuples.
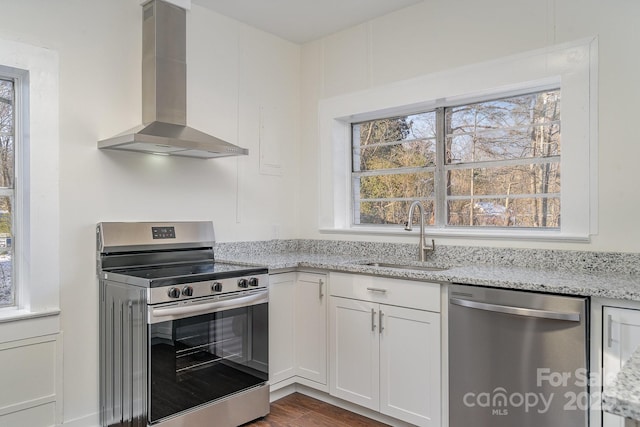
(318, 38), (597, 241)
(0, 37), (60, 325)
(350, 89), (562, 230)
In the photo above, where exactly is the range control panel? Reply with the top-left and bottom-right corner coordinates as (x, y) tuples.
(152, 226), (176, 239)
(148, 274), (269, 305)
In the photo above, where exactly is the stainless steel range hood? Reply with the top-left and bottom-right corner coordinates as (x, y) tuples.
(98, 0), (248, 159)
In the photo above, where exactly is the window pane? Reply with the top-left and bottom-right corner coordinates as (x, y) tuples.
(0, 195), (12, 307)
(355, 171), (435, 201)
(354, 139), (436, 171)
(353, 112), (436, 145)
(356, 200), (434, 225)
(447, 124), (560, 163)
(0, 79), (13, 135)
(447, 91), (560, 133)
(446, 90), (561, 164)
(447, 163), (560, 196)
(447, 197), (560, 228)
(0, 77), (14, 308)
(0, 136), (14, 188)
(353, 112), (437, 172)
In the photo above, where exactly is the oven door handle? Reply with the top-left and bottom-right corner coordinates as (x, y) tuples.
(149, 291), (268, 323)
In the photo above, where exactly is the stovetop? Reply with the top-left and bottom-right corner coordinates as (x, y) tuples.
(97, 222), (269, 304)
(103, 261), (268, 288)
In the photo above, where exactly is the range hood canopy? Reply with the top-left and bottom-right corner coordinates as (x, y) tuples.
(98, 0), (248, 159)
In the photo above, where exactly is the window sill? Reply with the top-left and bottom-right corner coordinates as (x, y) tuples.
(319, 226), (591, 243)
(0, 307), (61, 324)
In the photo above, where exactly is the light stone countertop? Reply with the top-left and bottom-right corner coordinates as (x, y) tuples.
(602, 348), (640, 421)
(216, 251), (640, 302)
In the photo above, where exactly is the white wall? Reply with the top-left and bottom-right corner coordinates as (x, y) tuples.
(0, 0), (300, 424)
(299, 0), (640, 253)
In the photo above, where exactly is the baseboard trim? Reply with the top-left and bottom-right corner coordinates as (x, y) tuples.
(61, 412), (98, 427)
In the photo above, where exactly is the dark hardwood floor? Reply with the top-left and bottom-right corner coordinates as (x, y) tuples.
(242, 392), (390, 427)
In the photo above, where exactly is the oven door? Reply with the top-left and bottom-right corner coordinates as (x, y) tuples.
(147, 289), (268, 424)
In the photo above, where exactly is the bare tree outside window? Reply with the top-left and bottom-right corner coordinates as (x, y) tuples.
(445, 91), (560, 227)
(351, 89), (561, 230)
(352, 112), (437, 225)
(0, 78), (14, 307)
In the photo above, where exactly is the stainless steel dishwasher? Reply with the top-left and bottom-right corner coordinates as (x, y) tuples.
(449, 284), (589, 427)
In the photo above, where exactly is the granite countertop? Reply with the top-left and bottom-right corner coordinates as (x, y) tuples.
(602, 347), (640, 421)
(216, 251), (640, 302)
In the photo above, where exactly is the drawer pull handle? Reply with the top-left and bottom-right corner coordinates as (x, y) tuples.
(367, 287), (387, 294)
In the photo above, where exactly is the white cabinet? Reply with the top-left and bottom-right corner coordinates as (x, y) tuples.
(603, 306), (640, 427)
(269, 271), (328, 390)
(380, 304), (441, 425)
(329, 272), (441, 427)
(295, 272), (328, 387)
(331, 297), (379, 408)
(268, 272), (296, 384)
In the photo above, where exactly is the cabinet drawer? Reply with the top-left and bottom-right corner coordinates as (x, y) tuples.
(329, 272), (440, 312)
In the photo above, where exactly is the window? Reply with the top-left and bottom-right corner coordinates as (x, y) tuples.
(352, 90), (561, 230)
(0, 38), (59, 323)
(0, 77), (14, 307)
(320, 39), (596, 240)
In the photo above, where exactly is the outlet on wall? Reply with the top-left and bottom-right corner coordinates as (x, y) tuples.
(271, 224), (280, 239)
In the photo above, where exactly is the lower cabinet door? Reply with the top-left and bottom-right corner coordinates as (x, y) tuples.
(379, 304), (441, 427)
(329, 296), (379, 410)
(295, 273), (327, 385)
(268, 273), (296, 384)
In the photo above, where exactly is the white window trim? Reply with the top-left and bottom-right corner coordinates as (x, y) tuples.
(0, 38), (60, 325)
(318, 37), (598, 242)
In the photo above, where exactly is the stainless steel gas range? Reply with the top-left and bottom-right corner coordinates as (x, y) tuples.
(97, 221), (269, 427)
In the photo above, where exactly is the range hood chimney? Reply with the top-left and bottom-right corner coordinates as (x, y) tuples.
(98, 0), (248, 159)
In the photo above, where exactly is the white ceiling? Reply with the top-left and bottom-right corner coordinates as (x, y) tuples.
(191, 0), (424, 44)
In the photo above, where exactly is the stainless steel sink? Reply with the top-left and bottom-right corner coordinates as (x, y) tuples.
(362, 262), (448, 272)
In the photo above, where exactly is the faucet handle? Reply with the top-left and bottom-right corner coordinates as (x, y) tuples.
(424, 238), (436, 252)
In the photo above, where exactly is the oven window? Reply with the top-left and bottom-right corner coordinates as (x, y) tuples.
(148, 303), (268, 423)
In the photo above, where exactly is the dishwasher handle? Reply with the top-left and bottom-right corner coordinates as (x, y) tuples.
(450, 297), (581, 322)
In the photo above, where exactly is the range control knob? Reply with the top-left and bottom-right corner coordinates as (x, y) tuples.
(238, 278), (249, 288)
(249, 277), (259, 287)
(182, 285), (193, 297)
(211, 282), (223, 293)
(167, 287), (181, 299)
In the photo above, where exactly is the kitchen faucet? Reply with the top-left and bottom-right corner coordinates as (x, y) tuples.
(404, 200), (435, 261)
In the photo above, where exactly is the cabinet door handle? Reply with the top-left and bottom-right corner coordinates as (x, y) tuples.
(367, 287), (387, 294)
(319, 279), (324, 299)
(379, 310), (384, 334)
(371, 308), (376, 332)
(607, 314), (613, 348)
